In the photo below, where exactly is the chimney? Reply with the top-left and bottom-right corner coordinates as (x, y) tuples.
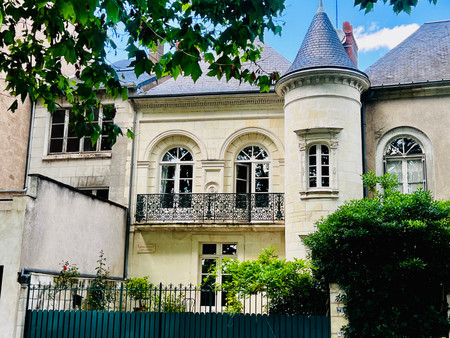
(149, 42), (164, 64)
(342, 21), (358, 67)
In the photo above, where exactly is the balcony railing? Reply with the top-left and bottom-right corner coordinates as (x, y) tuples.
(135, 193), (284, 223)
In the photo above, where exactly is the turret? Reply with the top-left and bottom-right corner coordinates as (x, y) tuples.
(276, 1), (370, 259)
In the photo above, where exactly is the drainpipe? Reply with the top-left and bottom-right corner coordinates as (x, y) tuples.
(0, 100), (35, 194)
(123, 99), (138, 279)
(361, 90), (374, 198)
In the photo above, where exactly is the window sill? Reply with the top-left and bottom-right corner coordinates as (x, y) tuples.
(43, 152), (112, 161)
(300, 189), (339, 199)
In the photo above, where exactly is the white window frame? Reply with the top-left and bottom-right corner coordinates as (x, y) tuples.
(48, 106), (114, 154)
(296, 128), (342, 199)
(235, 145), (271, 194)
(199, 243), (237, 312)
(307, 144), (331, 189)
(159, 147), (194, 194)
(375, 127), (434, 194)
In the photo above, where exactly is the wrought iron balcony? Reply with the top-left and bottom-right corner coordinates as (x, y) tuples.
(135, 193), (284, 223)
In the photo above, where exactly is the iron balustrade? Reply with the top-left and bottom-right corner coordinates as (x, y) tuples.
(135, 193), (284, 223)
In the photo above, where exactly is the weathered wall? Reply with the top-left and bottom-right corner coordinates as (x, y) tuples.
(0, 197), (27, 338)
(0, 79), (31, 197)
(365, 86), (450, 200)
(28, 96), (134, 206)
(20, 175), (127, 276)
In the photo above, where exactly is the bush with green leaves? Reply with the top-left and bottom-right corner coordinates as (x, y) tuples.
(215, 246), (328, 315)
(86, 250), (115, 310)
(303, 173), (450, 337)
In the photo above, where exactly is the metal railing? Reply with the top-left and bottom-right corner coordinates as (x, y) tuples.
(135, 193), (284, 223)
(26, 282), (273, 315)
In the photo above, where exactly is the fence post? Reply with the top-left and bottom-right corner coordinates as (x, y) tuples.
(329, 283), (347, 338)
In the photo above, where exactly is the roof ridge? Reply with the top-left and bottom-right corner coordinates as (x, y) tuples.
(424, 19), (450, 24)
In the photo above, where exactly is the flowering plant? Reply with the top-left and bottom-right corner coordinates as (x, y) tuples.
(54, 261), (80, 289)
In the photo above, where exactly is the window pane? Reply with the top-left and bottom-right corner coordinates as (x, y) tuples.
(322, 166), (329, 176)
(309, 155), (316, 166)
(255, 163), (269, 178)
(83, 138), (97, 152)
(321, 145), (329, 154)
(101, 136), (112, 151)
(202, 244), (216, 255)
(161, 166), (176, 180)
(236, 165), (249, 180)
(322, 177), (330, 187)
(309, 177), (317, 187)
(49, 139), (63, 153)
(201, 259), (216, 273)
(407, 159), (423, 183)
(309, 145), (316, 155)
(162, 148), (178, 162)
(255, 147), (269, 160)
(236, 180), (248, 194)
(160, 180), (174, 194)
(309, 167), (317, 177)
(96, 189), (109, 200)
(180, 165), (193, 179)
(255, 179), (269, 193)
(180, 180), (192, 193)
(222, 244), (237, 255)
(179, 148), (193, 161)
(52, 110), (66, 123)
(321, 155), (329, 165)
(386, 160), (403, 182)
(51, 124), (64, 138)
(66, 138), (80, 152)
(237, 148), (251, 160)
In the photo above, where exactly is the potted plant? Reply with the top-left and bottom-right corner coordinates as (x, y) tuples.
(126, 276), (153, 311)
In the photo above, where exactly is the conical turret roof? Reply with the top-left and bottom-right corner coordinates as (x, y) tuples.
(285, 3), (359, 75)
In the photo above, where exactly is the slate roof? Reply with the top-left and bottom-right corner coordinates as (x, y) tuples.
(136, 42), (291, 97)
(112, 59), (157, 89)
(285, 5), (359, 75)
(366, 20), (450, 87)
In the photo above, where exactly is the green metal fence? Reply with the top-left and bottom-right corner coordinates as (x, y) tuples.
(24, 310), (331, 338)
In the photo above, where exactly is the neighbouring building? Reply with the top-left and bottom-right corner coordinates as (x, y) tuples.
(0, 2), (449, 336)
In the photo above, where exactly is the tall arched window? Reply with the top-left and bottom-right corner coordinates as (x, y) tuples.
(235, 146), (270, 207)
(235, 145), (270, 194)
(160, 147), (193, 207)
(308, 144), (330, 188)
(384, 137), (426, 193)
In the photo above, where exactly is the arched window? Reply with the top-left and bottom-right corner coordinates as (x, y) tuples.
(308, 145), (330, 188)
(160, 147), (193, 207)
(384, 137), (426, 193)
(235, 145), (270, 194)
(235, 145), (270, 208)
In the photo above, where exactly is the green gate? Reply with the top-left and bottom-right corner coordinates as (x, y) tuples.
(24, 310), (331, 338)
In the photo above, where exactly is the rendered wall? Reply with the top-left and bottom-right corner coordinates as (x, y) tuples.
(128, 228), (285, 285)
(0, 197), (27, 338)
(20, 175), (127, 276)
(365, 87), (450, 200)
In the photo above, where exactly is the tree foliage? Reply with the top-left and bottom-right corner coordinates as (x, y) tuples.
(355, 0), (438, 14)
(303, 173), (450, 337)
(0, 0), (285, 144)
(214, 246), (328, 315)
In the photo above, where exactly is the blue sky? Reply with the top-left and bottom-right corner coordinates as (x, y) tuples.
(266, 0), (450, 70)
(106, 1), (449, 72)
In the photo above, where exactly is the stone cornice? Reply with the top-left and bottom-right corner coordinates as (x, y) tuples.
(275, 68), (370, 97)
(367, 82), (450, 101)
(133, 93), (283, 109)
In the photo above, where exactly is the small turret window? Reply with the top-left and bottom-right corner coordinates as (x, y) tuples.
(308, 145), (330, 188)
